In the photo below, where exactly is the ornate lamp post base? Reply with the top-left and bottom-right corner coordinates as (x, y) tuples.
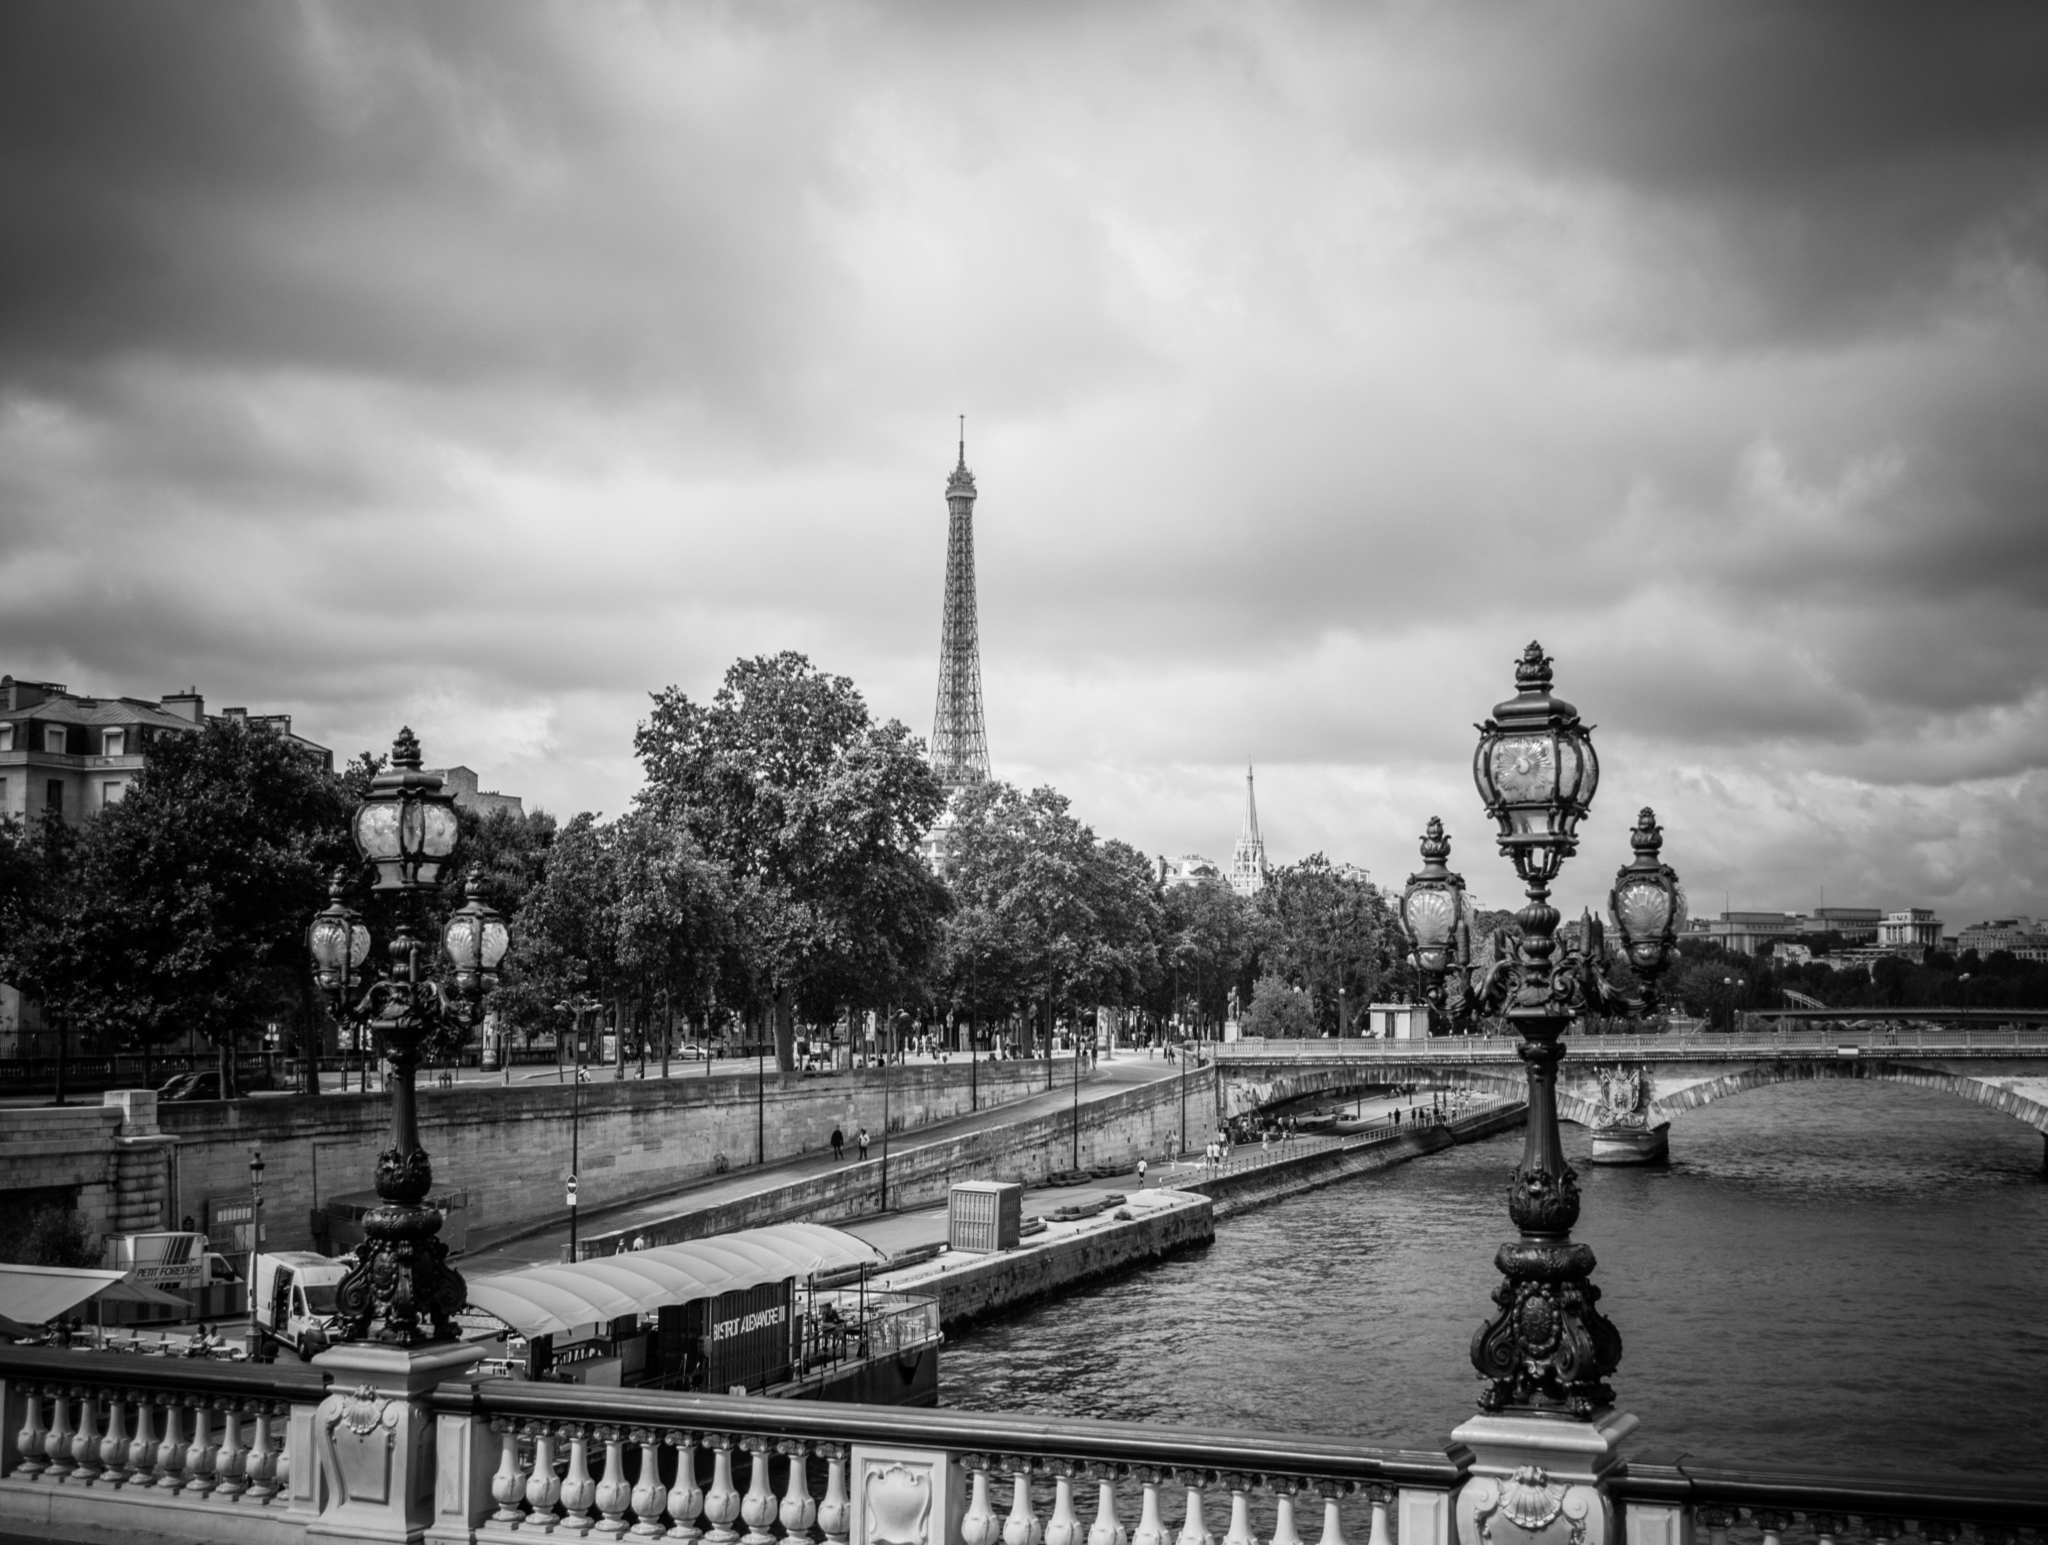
(1452, 1409), (1639, 1545)
(303, 1337), (489, 1544)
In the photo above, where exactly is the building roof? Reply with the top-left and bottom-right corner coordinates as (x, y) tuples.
(462, 1223), (885, 1339)
(0, 697), (199, 732)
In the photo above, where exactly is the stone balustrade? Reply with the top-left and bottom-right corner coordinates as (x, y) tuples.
(1, 1344), (2041, 1545)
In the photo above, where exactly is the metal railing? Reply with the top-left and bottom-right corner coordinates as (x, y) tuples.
(1216, 1027), (2048, 1061)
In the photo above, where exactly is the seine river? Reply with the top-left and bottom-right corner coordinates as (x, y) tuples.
(940, 1081), (2048, 1477)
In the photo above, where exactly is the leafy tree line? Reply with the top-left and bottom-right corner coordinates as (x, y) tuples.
(0, 652), (1413, 1084)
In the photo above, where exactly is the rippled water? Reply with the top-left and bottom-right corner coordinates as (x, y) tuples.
(940, 1082), (2048, 1476)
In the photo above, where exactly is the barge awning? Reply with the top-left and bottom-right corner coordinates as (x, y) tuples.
(463, 1223), (887, 1339)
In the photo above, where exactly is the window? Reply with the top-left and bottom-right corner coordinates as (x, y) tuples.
(102, 729), (126, 757)
(0, 777), (8, 809)
(43, 725), (66, 754)
(0, 724), (13, 751)
(102, 780), (125, 807)
(45, 779), (63, 815)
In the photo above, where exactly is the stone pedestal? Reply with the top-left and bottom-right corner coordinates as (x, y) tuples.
(1588, 1123), (1667, 1166)
(1451, 1410), (1637, 1545)
(302, 1340), (487, 1545)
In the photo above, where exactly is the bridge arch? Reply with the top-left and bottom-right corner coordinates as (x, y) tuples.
(1647, 1060), (2048, 1134)
(1221, 1062), (1599, 1127)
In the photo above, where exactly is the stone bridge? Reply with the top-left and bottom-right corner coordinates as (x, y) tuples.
(1213, 1027), (2048, 1165)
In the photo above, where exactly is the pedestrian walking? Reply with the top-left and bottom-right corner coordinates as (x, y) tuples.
(857, 1126), (871, 1162)
(1136, 1156), (1148, 1186)
(831, 1125), (845, 1163)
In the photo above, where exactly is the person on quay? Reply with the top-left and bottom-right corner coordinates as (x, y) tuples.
(857, 1125), (871, 1161)
(831, 1125), (845, 1163)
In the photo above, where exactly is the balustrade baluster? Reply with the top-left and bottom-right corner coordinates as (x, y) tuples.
(1046, 1467), (1083, 1545)
(961, 1457), (1000, 1545)
(126, 1392), (158, 1483)
(816, 1443), (850, 1545)
(1865, 1519), (1901, 1545)
(99, 1390), (131, 1486)
(1267, 1489), (1304, 1545)
(152, 1395), (188, 1489)
(665, 1431), (707, 1545)
(593, 1426), (635, 1537)
(1131, 1470), (1169, 1545)
(68, 1386), (103, 1483)
(629, 1428), (667, 1539)
(215, 1401), (249, 1498)
(244, 1404), (279, 1503)
(1086, 1468), (1127, 1545)
(1177, 1475), (1213, 1545)
(270, 1400), (293, 1498)
(778, 1439), (817, 1540)
(1311, 1489), (1346, 1545)
(561, 1425), (599, 1537)
(702, 1435), (744, 1545)
(526, 1425), (564, 1531)
(183, 1396), (220, 1495)
(1004, 1462), (1043, 1545)
(14, 1384), (49, 1479)
(1219, 1476), (1255, 1545)
(1754, 1509), (1790, 1545)
(1364, 1487), (1391, 1545)
(1699, 1507), (1733, 1545)
(740, 1438), (779, 1545)
(1811, 1514), (1848, 1545)
(43, 1385), (76, 1479)
(490, 1417), (530, 1526)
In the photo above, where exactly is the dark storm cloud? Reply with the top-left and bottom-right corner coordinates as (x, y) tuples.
(0, 0), (2042, 920)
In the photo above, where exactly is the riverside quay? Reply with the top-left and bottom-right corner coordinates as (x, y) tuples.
(5, 653), (2047, 1545)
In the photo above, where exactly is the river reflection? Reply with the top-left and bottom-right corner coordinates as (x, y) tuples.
(940, 1081), (2048, 1476)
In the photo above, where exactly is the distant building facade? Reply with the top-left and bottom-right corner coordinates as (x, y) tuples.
(1878, 908), (1943, 959)
(1159, 854), (1225, 889)
(1957, 917), (2048, 961)
(0, 675), (331, 829)
(425, 765), (525, 819)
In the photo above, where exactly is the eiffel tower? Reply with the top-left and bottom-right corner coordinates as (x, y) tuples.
(930, 421), (991, 791)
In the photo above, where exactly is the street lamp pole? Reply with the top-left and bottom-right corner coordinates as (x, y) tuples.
(308, 729), (505, 1345)
(246, 1146), (265, 1358)
(1400, 645), (1684, 1421)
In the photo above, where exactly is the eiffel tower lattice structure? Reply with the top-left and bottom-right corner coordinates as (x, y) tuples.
(930, 425), (991, 791)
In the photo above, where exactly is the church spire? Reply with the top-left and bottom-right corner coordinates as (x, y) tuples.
(1231, 764), (1267, 898)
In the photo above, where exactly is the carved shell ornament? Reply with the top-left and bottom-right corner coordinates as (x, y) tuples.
(1471, 1466), (1591, 1545)
(1500, 1467), (1564, 1532)
(337, 1384), (387, 1437)
(864, 1461), (933, 1545)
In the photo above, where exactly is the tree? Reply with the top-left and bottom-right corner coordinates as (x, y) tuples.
(1242, 972), (1318, 1039)
(634, 653), (947, 1070)
(30, 721), (358, 1095)
(1159, 876), (1253, 1037)
(1255, 854), (1400, 1033)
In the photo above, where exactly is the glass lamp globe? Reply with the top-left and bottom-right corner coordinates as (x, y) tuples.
(1472, 642), (1600, 883)
(352, 727), (464, 892)
(1399, 817), (1468, 978)
(1609, 807), (1686, 976)
(442, 877), (510, 999)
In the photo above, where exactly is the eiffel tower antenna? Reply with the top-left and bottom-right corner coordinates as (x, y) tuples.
(931, 421), (990, 791)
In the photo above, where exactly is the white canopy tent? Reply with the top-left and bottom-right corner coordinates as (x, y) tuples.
(462, 1222), (885, 1339)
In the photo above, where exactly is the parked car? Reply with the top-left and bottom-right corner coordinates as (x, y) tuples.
(158, 1068), (278, 1102)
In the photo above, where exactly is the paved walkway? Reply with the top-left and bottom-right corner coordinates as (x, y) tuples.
(461, 1050), (1190, 1275)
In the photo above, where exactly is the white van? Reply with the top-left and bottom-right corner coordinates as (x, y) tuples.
(251, 1251), (351, 1359)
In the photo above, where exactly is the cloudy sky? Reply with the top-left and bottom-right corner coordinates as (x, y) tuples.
(4, 1), (2046, 926)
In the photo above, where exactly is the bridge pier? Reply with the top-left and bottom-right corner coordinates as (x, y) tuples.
(1589, 1122), (1668, 1166)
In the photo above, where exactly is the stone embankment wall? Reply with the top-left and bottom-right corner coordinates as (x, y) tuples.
(1185, 1102), (1527, 1219)
(575, 1067), (1223, 1254)
(881, 1190), (1215, 1329)
(0, 1090), (176, 1241)
(128, 1060), (1050, 1252)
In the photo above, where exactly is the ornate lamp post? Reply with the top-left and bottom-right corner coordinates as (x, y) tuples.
(1398, 644), (1686, 1412)
(308, 728), (505, 1346)
(1398, 644), (1685, 1545)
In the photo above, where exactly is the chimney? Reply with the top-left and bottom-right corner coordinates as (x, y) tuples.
(160, 688), (204, 723)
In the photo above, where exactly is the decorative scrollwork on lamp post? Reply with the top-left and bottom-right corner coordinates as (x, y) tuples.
(307, 728), (508, 1346)
(1398, 643), (1683, 1420)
